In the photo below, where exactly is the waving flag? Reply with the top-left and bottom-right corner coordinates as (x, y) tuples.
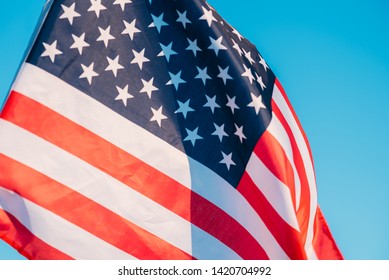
(0, 0), (342, 259)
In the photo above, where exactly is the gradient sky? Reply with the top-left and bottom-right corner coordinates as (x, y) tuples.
(1, 0), (388, 260)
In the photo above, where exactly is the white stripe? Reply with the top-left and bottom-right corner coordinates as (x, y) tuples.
(272, 84), (318, 259)
(0, 187), (136, 260)
(0, 120), (238, 260)
(191, 224), (242, 260)
(266, 115), (302, 209)
(246, 154), (300, 231)
(11, 64), (287, 259)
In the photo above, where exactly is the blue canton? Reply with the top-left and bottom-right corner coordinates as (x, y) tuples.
(27, 0), (275, 187)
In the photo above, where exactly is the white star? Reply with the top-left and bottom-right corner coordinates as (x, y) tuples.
(115, 85), (133, 106)
(243, 49), (255, 64)
(158, 42), (177, 62)
(232, 28), (244, 41)
(88, 0), (106, 18)
(186, 38), (201, 57)
(149, 13), (168, 33)
(220, 152), (236, 170)
(97, 26), (115, 47)
(241, 64), (255, 84)
(70, 33), (89, 55)
(226, 95), (240, 114)
(217, 66), (233, 85)
(258, 54), (269, 71)
(105, 55), (124, 77)
(208, 36), (227, 56)
(247, 92), (266, 114)
(176, 10), (191, 28)
(212, 123), (228, 142)
(255, 73), (266, 91)
(113, 0), (132, 11)
(199, 6), (217, 27)
(175, 99), (194, 119)
(184, 127), (203, 146)
(166, 71), (186, 90)
(59, 3), (80, 25)
(140, 77), (158, 98)
(234, 124), (247, 143)
(203, 94), (220, 113)
(131, 48), (150, 70)
(80, 63), (99, 85)
(231, 39), (243, 55)
(41, 40), (62, 63)
(195, 66), (211, 85)
(150, 106), (167, 127)
(122, 19), (140, 40)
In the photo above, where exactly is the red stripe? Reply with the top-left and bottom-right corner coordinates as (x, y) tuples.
(253, 130), (296, 208)
(271, 100), (311, 244)
(312, 208), (343, 260)
(237, 172), (307, 259)
(191, 192), (269, 259)
(0, 154), (192, 260)
(2, 90), (267, 259)
(274, 79), (314, 165)
(0, 209), (73, 260)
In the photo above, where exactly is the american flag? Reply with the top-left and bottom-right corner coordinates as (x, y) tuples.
(0, 0), (342, 259)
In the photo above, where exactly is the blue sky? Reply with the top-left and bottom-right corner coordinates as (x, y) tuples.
(0, 0), (388, 260)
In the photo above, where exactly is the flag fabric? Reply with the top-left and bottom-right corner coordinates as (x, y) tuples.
(0, 0), (342, 260)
